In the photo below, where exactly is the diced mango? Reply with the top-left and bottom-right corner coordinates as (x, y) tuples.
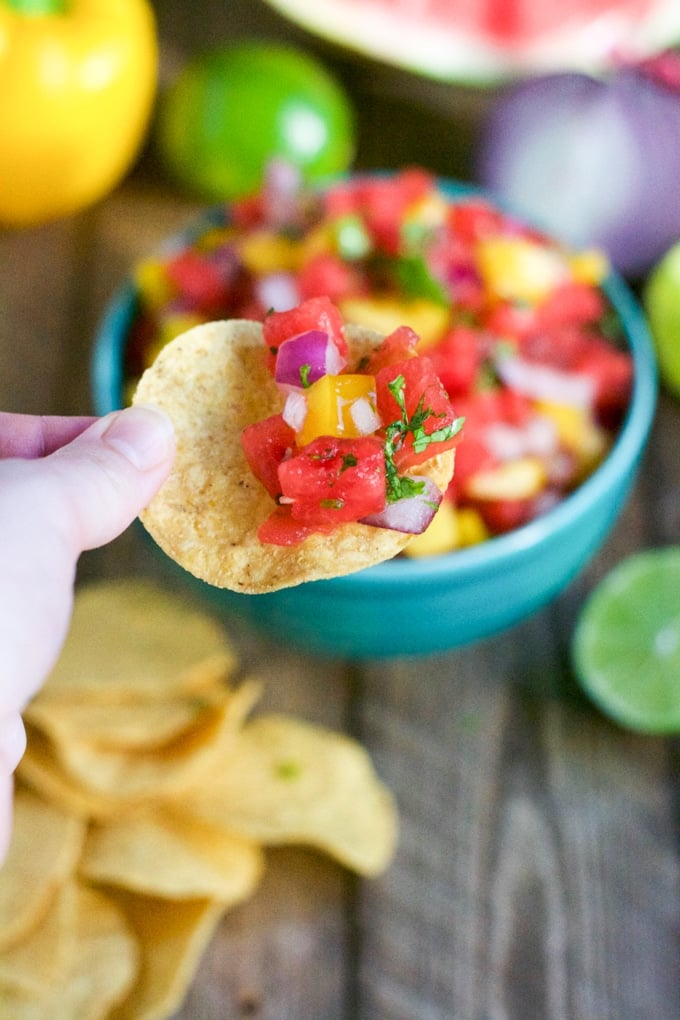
(238, 230), (304, 274)
(476, 236), (567, 305)
(568, 248), (609, 286)
(465, 456), (547, 501)
(339, 295), (449, 349)
(535, 401), (609, 477)
(134, 258), (176, 310)
(403, 499), (459, 558)
(402, 193), (448, 237)
(456, 506), (490, 547)
(295, 374), (378, 447)
(535, 400), (590, 451)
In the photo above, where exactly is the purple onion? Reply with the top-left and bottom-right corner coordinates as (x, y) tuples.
(477, 63), (680, 278)
(275, 329), (346, 389)
(361, 477), (443, 534)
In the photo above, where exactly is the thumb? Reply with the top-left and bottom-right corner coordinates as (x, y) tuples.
(0, 404), (175, 721)
(45, 404), (176, 552)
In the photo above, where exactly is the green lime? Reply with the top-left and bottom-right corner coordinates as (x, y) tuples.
(156, 41), (355, 202)
(643, 241), (680, 397)
(572, 548), (680, 734)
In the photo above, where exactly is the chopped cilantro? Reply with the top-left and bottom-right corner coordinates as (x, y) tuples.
(383, 374), (463, 502)
(320, 498), (345, 510)
(299, 363), (312, 388)
(340, 453), (358, 472)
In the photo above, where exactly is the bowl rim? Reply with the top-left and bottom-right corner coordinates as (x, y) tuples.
(92, 175), (658, 590)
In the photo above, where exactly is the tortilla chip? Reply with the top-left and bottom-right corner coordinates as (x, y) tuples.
(18, 727), (129, 819)
(0, 881), (77, 996)
(0, 883), (138, 1020)
(133, 319), (454, 593)
(0, 787), (85, 951)
(34, 579), (236, 704)
(80, 804), (264, 903)
(26, 683), (231, 752)
(107, 891), (223, 1020)
(49, 680), (260, 802)
(174, 713), (398, 877)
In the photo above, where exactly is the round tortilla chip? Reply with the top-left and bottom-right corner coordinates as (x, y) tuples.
(35, 579), (237, 704)
(106, 890), (223, 1020)
(133, 319), (454, 593)
(0, 878), (77, 995)
(80, 805), (264, 903)
(0, 787), (86, 951)
(0, 883), (138, 1020)
(175, 713), (399, 877)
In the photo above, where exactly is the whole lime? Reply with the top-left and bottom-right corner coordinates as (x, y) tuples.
(156, 41), (356, 201)
(643, 240), (680, 397)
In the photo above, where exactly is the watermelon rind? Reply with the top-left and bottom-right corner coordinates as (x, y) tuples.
(263, 0), (680, 82)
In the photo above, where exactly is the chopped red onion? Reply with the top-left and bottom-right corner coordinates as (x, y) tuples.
(496, 354), (594, 409)
(477, 63), (680, 277)
(255, 272), (300, 313)
(361, 477), (442, 534)
(275, 329), (346, 389)
(350, 395), (381, 435)
(282, 390), (308, 432)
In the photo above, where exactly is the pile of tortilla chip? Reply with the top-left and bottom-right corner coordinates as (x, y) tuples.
(1, 579), (397, 1019)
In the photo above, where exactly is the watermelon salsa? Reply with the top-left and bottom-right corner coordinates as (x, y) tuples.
(126, 166), (634, 556)
(242, 297), (464, 546)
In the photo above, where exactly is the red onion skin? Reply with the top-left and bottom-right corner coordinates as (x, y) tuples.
(275, 329), (345, 389)
(477, 68), (680, 278)
(360, 477), (442, 534)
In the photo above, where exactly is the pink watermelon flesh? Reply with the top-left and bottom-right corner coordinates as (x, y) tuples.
(263, 0), (680, 80)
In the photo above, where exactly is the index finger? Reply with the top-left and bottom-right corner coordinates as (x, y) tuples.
(0, 413), (97, 459)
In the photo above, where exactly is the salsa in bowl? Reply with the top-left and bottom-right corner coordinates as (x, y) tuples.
(92, 169), (657, 657)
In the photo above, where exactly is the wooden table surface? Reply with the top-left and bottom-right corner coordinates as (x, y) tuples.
(1, 3), (679, 1018)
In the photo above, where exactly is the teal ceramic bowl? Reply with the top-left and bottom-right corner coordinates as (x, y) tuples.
(92, 186), (657, 659)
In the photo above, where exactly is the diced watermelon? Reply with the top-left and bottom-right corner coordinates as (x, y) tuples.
(262, 296), (347, 372)
(241, 413), (295, 500)
(375, 356), (463, 469)
(297, 252), (360, 302)
(427, 326), (482, 397)
(278, 435), (386, 525)
(257, 505), (331, 546)
(360, 325), (420, 374)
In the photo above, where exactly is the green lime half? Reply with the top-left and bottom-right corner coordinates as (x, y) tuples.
(643, 241), (680, 398)
(572, 548), (680, 734)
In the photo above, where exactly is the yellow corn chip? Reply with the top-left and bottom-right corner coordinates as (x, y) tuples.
(133, 319), (454, 593)
(35, 579), (236, 704)
(0, 883), (138, 1020)
(175, 713), (398, 876)
(18, 727), (129, 819)
(26, 684), (230, 752)
(0, 787), (85, 951)
(0, 881), (76, 996)
(108, 891), (223, 1020)
(50, 680), (260, 802)
(80, 804), (264, 903)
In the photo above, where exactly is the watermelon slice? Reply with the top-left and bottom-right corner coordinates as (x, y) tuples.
(263, 0), (680, 82)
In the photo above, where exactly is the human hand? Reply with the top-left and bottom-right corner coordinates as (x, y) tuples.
(0, 405), (175, 862)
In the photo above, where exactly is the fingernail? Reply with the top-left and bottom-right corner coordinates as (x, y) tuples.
(101, 405), (175, 471)
(0, 714), (26, 774)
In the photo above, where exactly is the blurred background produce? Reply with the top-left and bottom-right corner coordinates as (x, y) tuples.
(0, 0), (158, 226)
(156, 40), (356, 202)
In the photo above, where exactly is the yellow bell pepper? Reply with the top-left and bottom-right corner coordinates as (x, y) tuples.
(296, 373), (377, 448)
(0, 0), (158, 226)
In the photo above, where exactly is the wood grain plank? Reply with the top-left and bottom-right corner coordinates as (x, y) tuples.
(355, 613), (679, 1020)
